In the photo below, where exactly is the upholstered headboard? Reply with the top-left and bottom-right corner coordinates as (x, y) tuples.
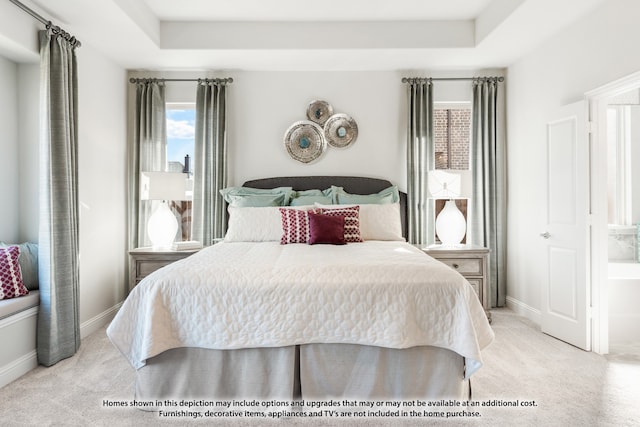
(242, 176), (408, 239)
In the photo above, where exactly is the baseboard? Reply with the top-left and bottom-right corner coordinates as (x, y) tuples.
(506, 296), (541, 325)
(80, 301), (123, 339)
(0, 302), (123, 389)
(0, 350), (37, 389)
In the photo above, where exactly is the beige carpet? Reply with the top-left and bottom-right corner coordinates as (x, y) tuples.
(0, 308), (638, 426)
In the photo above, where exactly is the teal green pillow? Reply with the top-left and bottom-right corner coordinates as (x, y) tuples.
(220, 186), (294, 207)
(332, 185), (400, 204)
(289, 189), (333, 206)
(225, 194), (287, 207)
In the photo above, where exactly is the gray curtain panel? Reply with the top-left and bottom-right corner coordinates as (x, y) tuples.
(406, 79), (435, 246)
(470, 78), (506, 307)
(128, 81), (167, 249)
(37, 29), (81, 366)
(192, 81), (228, 246)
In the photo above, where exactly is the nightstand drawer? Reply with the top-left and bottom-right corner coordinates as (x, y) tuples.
(129, 247), (200, 291)
(438, 258), (483, 275)
(137, 260), (174, 278)
(466, 278), (481, 297)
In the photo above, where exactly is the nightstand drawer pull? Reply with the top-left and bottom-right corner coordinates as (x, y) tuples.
(452, 263), (459, 269)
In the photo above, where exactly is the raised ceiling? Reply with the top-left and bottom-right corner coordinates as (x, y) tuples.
(20, 0), (604, 71)
(147, 0), (494, 21)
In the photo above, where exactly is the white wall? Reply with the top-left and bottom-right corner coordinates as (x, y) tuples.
(76, 47), (128, 330)
(228, 71), (407, 187)
(0, 55), (19, 243)
(506, 0), (640, 318)
(17, 63), (39, 243)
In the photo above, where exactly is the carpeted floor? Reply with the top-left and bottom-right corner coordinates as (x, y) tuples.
(0, 308), (638, 426)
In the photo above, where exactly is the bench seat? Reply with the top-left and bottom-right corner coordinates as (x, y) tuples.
(0, 291), (40, 321)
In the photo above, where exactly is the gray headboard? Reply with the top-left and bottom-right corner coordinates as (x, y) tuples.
(242, 176), (408, 239)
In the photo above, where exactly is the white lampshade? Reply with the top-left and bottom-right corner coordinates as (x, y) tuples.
(429, 170), (472, 246)
(428, 170), (471, 199)
(185, 176), (194, 201)
(140, 172), (189, 250)
(140, 172), (189, 201)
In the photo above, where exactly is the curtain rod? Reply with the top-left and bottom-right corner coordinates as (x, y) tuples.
(9, 0), (81, 47)
(402, 76), (504, 83)
(129, 78), (234, 85)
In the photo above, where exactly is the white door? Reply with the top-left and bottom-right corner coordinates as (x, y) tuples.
(541, 102), (591, 351)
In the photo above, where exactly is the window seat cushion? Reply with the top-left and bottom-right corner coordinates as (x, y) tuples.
(0, 290), (39, 321)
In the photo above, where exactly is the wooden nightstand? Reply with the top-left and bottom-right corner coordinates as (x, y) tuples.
(419, 244), (491, 323)
(129, 247), (199, 291)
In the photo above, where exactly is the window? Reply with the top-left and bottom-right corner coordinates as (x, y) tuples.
(166, 103), (195, 174)
(166, 103), (195, 241)
(433, 103), (471, 243)
(434, 104), (471, 170)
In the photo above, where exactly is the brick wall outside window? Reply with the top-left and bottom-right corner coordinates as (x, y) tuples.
(434, 109), (470, 170)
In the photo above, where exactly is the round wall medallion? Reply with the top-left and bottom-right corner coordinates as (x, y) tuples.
(306, 100), (334, 125)
(283, 120), (327, 163)
(324, 113), (358, 148)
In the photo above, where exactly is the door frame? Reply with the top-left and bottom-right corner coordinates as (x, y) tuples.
(585, 70), (640, 355)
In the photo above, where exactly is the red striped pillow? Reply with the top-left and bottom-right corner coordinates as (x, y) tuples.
(0, 246), (29, 300)
(279, 208), (311, 244)
(315, 206), (363, 243)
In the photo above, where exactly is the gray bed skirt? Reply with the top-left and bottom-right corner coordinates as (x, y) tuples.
(135, 344), (468, 404)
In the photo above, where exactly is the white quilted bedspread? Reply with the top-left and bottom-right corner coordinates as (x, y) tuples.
(107, 241), (494, 378)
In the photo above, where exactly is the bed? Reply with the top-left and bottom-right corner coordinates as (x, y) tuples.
(107, 176), (493, 405)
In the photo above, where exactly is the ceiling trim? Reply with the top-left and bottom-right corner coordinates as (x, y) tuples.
(161, 20), (475, 51)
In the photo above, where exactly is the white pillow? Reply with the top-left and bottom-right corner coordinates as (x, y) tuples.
(359, 203), (404, 241)
(313, 202), (404, 241)
(224, 206), (283, 242)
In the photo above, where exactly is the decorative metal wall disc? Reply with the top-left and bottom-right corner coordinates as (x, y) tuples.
(306, 100), (334, 125)
(323, 113), (358, 148)
(283, 121), (327, 163)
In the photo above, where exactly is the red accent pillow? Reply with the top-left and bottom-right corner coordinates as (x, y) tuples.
(0, 246), (29, 300)
(308, 212), (346, 245)
(279, 208), (310, 244)
(315, 205), (363, 243)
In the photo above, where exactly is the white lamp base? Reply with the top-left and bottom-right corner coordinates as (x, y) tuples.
(435, 200), (466, 246)
(147, 201), (178, 250)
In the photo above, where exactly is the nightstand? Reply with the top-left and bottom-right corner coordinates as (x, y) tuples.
(419, 244), (491, 323)
(129, 247), (199, 291)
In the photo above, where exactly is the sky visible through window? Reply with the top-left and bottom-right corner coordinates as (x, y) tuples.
(166, 107), (195, 171)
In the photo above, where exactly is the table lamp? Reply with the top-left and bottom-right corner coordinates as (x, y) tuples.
(140, 171), (189, 250)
